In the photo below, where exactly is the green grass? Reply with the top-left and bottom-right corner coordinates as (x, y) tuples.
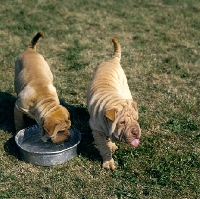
(0, 0), (199, 198)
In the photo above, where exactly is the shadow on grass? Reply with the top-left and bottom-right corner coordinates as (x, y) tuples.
(0, 92), (16, 134)
(0, 92), (21, 159)
(0, 92), (100, 162)
(60, 99), (101, 162)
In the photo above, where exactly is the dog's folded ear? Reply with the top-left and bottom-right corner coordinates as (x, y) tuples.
(105, 108), (117, 121)
(43, 117), (58, 137)
(131, 101), (138, 111)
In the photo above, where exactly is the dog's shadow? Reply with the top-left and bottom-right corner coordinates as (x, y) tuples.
(60, 99), (101, 161)
(0, 92), (21, 159)
(0, 92), (16, 134)
(0, 92), (100, 162)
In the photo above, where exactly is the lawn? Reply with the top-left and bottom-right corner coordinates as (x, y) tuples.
(0, 0), (199, 198)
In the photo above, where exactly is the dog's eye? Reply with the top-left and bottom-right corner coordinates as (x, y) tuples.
(58, 130), (65, 134)
(119, 121), (125, 125)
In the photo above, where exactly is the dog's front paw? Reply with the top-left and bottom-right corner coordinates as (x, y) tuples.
(102, 158), (116, 170)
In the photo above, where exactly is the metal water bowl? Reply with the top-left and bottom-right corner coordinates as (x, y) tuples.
(15, 125), (81, 166)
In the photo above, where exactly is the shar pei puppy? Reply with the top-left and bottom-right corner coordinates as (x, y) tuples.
(87, 38), (141, 170)
(14, 32), (71, 144)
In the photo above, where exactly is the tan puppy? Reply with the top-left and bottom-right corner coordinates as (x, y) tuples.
(87, 38), (141, 170)
(14, 32), (71, 144)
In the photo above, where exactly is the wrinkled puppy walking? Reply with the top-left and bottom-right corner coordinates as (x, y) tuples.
(87, 38), (141, 170)
(14, 32), (71, 145)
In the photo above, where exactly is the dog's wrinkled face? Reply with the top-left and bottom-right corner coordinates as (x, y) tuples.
(105, 100), (141, 145)
(43, 106), (71, 145)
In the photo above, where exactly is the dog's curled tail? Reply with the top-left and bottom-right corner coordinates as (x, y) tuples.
(29, 31), (44, 50)
(112, 38), (121, 60)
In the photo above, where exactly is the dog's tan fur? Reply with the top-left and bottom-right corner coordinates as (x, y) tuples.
(87, 38), (141, 170)
(14, 32), (71, 144)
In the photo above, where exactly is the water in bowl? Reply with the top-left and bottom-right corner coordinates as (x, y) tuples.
(20, 126), (79, 154)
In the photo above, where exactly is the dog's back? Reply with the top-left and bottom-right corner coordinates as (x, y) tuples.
(14, 32), (53, 95)
(87, 38), (132, 105)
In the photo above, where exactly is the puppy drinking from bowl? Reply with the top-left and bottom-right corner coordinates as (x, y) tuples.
(14, 32), (71, 145)
(87, 38), (141, 170)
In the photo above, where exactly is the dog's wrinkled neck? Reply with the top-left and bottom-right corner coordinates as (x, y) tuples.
(34, 97), (60, 125)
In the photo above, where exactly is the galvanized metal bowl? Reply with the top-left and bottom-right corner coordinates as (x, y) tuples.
(15, 125), (81, 166)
